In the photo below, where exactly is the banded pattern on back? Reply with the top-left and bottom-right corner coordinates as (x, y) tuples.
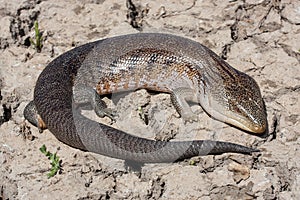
(96, 48), (201, 95)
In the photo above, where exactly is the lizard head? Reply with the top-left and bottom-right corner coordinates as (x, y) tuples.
(199, 68), (267, 134)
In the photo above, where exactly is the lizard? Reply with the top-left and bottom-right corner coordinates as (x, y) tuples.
(24, 33), (267, 163)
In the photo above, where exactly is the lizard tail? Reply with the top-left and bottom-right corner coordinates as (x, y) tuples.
(72, 113), (258, 163)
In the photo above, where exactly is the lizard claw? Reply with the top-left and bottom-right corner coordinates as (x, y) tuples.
(96, 108), (118, 122)
(104, 108), (118, 122)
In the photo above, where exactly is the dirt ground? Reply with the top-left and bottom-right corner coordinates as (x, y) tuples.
(0, 0), (299, 199)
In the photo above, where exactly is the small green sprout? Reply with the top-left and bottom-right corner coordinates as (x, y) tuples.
(189, 159), (196, 166)
(30, 21), (43, 52)
(138, 106), (149, 125)
(40, 144), (62, 178)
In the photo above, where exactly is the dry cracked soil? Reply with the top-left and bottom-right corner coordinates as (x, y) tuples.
(0, 0), (299, 199)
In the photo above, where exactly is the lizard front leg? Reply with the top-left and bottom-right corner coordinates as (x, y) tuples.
(170, 87), (199, 123)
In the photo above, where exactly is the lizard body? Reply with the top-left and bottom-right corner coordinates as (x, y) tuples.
(24, 33), (267, 163)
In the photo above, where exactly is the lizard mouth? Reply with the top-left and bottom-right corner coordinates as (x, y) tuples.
(202, 102), (267, 134)
(229, 104), (267, 134)
(225, 117), (267, 134)
(222, 104), (267, 134)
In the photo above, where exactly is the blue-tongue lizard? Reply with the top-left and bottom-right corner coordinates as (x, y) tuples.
(24, 33), (267, 163)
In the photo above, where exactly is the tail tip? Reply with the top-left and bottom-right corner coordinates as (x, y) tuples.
(243, 146), (260, 154)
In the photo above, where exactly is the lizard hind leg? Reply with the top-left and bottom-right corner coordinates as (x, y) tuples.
(73, 85), (117, 122)
(170, 87), (199, 123)
(23, 101), (47, 132)
(92, 91), (117, 122)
